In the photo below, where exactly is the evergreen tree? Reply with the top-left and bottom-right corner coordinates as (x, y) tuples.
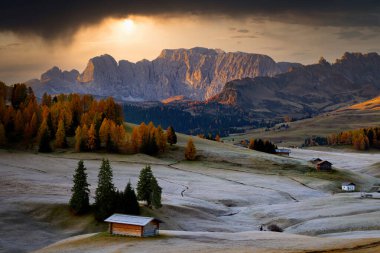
(94, 159), (115, 220)
(185, 138), (196, 160)
(150, 176), (162, 209)
(166, 126), (177, 146)
(69, 160), (90, 214)
(55, 119), (67, 148)
(38, 119), (52, 152)
(123, 181), (140, 215)
(137, 165), (162, 208)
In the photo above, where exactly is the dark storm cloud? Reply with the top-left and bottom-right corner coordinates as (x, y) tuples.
(1, 0), (379, 40)
(335, 30), (380, 40)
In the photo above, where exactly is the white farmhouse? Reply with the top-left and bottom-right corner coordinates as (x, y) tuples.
(342, 182), (356, 191)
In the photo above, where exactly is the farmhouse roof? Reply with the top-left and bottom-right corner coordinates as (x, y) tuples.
(105, 214), (161, 226)
(317, 160), (332, 165)
(342, 182), (356, 186)
(275, 149), (291, 153)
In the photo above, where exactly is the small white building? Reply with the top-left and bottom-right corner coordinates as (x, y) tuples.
(342, 182), (356, 191)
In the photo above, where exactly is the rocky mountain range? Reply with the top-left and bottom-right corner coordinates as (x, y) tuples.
(25, 49), (380, 135)
(26, 47), (300, 100)
(210, 52), (380, 119)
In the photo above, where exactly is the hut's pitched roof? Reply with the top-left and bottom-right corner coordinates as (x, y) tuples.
(317, 160), (332, 166)
(105, 214), (160, 226)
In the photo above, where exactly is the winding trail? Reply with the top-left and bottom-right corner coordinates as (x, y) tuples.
(166, 161), (299, 202)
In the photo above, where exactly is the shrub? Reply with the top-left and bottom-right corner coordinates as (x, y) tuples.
(267, 224), (283, 232)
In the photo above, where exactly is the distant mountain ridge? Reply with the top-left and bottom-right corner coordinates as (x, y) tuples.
(210, 52), (380, 119)
(26, 47), (301, 100)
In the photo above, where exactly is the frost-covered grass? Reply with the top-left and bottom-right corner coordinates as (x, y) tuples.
(1, 136), (380, 253)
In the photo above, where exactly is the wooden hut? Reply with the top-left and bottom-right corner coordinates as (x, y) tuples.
(105, 214), (161, 237)
(316, 160), (332, 171)
(275, 149), (291, 156)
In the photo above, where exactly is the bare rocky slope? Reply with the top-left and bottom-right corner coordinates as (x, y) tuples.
(26, 47), (300, 100)
(210, 52), (380, 119)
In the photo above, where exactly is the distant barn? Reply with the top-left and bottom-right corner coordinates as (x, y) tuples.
(105, 214), (161, 237)
(316, 160), (332, 171)
(275, 149), (291, 156)
(342, 182), (356, 191)
(310, 158), (322, 164)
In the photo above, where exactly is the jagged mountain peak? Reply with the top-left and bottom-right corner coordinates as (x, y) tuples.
(158, 47), (224, 59)
(27, 47), (302, 100)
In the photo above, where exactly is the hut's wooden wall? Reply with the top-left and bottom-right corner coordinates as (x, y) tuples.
(111, 223), (143, 237)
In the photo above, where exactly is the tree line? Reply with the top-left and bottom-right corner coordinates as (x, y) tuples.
(0, 83), (178, 155)
(327, 127), (380, 150)
(70, 159), (162, 221)
(244, 138), (277, 154)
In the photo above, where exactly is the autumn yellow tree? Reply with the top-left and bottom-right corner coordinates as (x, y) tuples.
(0, 123), (7, 146)
(155, 125), (167, 153)
(248, 139), (255, 149)
(87, 123), (97, 151)
(55, 119), (67, 148)
(185, 138), (197, 161)
(14, 110), (24, 135)
(99, 118), (111, 149)
(131, 127), (140, 153)
(37, 119), (52, 152)
(81, 124), (89, 151)
(74, 126), (82, 152)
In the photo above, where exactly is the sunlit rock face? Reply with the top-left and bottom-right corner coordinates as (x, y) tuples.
(27, 47), (300, 100)
(210, 52), (380, 119)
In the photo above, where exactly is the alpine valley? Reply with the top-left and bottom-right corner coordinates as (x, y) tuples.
(26, 48), (380, 135)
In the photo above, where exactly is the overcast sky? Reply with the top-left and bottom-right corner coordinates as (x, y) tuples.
(0, 0), (379, 84)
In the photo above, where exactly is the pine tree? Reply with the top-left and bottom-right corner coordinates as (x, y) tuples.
(166, 126), (177, 146)
(69, 160), (90, 214)
(94, 159), (115, 221)
(123, 181), (140, 215)
(150, 176), (162, 209)
(185, 138), (196, 160)
(55, 119), (67, 148)
(38, 119), (52, 152)
(137, 165), (161, 208)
